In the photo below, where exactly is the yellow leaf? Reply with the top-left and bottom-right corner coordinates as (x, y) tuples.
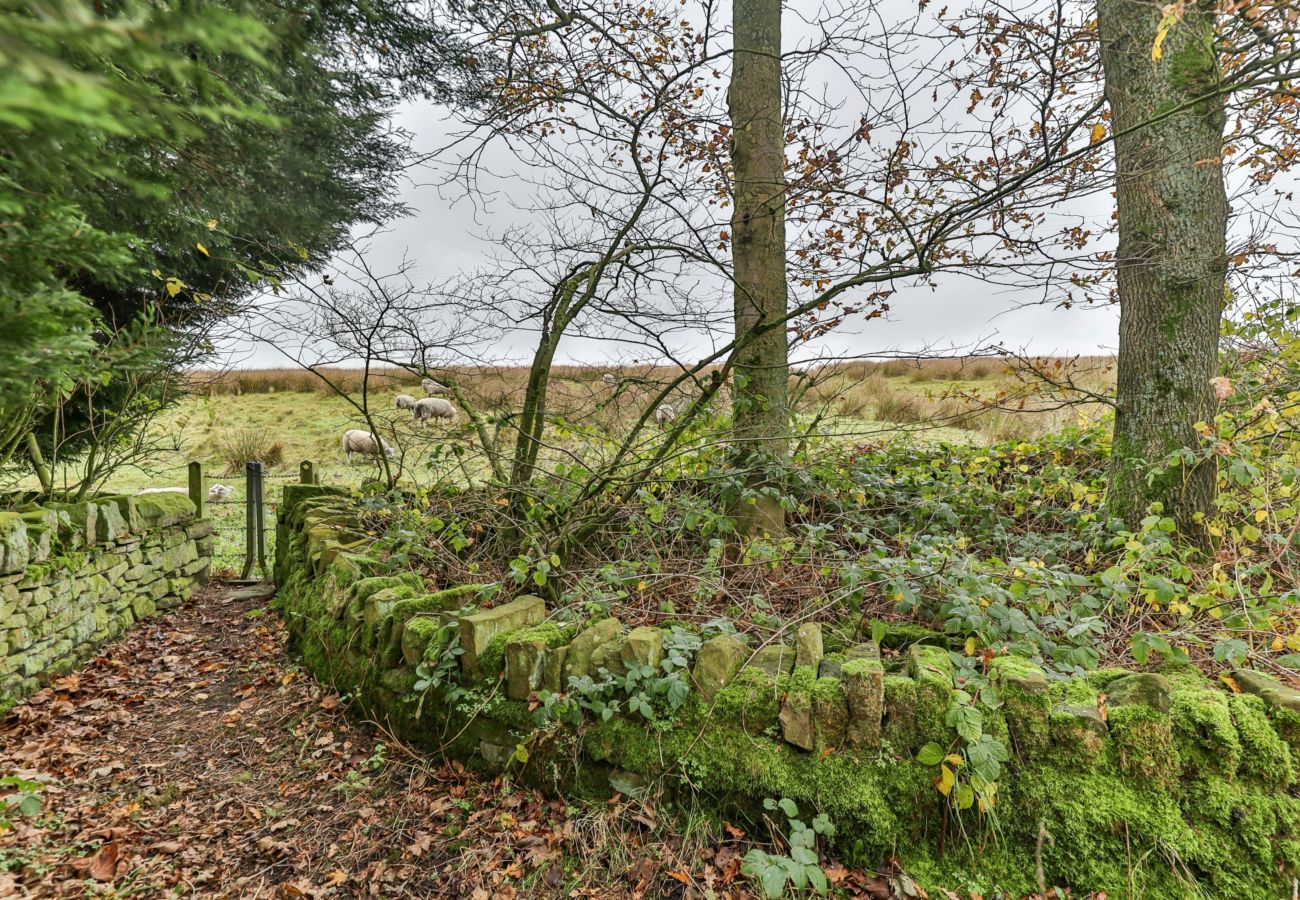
(1272, 635), (1285, 651)
(1255, 508), (1268, 523)
(165, 280), (181, 298)
(935, 765), (956, 796)
(964, 637), (976, 656)
(196, 242), (210, 257)
(944, 754), (964, 768)
(1090, 123), (1106, 144)
(207, 218), (218, 231)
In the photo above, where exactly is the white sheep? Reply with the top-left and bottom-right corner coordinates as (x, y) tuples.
(601, 373), (617, 385)
(421, 377), (449, 396)
(342, 429), (395, 463)
(655, 403), (677, 426)
(208, 484), (235, 503)
(413, 397), (457, 423)
(395, 394), (418, 411)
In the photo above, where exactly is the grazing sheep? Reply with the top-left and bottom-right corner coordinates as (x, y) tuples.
(414, 397), (457, 423)
(208, 484), (235, 503)
(601, 373), (617, 385)
(342, 429), (395, 463)
(655, 403), (677, 426)
(395, 394), (418, 411)
(421, 377), (449, 396)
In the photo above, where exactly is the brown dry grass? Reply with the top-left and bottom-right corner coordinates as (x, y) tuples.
(187, 357), (1113, 444)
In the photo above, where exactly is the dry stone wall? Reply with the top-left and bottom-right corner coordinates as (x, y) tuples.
(0, 492), (213, 710)
(275, 484), (1300, 898)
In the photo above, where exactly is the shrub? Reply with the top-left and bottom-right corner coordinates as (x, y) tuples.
(215, 429), (285, 473)
(875, 392), (924, 424)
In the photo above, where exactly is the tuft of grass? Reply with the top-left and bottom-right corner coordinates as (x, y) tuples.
(215, 429), (286, 473)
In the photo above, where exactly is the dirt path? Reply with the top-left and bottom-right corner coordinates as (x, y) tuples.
(0, 586), (663, 898)
(0, 585), (919, 899)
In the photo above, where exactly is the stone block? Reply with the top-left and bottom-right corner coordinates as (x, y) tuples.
(842, 646), (884, 748)
(780, 667), (848, 752)
(542, 646), (568, 692)
(795, 623), (823, 672)
(505, 637), (548, 700)
(692, 634), (747, 702)
(1105, 672), (1171, 714)
(45, 502), (96, 549)
(459, 596), (547, 673)
(0, 514), (29, 575)
(562, 618), (623, 683)
(621, 626), (664, 671)
(94, 501), (130, 544)
(133, 493), (196, 530)
(744, 644), (795, 678)
(990, 656), (1052, 756)
(100, 495), (142, 534)
(590, 639), (626, 677)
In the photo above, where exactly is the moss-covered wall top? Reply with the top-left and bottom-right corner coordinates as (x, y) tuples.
(1, 491), (214, 711)
(275, 484), (1300, 898)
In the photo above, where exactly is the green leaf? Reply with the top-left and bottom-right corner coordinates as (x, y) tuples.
(761, 865), (787, 899)
(916, 742), (945, 766)
(778, 798), (799, 819)
(807, 864), (829, 895)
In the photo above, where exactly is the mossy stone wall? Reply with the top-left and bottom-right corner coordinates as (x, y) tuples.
(274, 486), (1300, 898)
(0, 491), (213, 711)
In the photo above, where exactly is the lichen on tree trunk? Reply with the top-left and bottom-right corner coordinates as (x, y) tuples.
(728, 0), (790, 536)
(1098, 0), (1228, 535)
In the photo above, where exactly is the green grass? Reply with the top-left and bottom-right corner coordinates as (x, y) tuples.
(9, 371), (1100, 573)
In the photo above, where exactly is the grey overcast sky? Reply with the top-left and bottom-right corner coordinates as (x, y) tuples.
(227, 1), (1123, 369)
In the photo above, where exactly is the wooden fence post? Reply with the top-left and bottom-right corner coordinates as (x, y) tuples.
(188, 461), (206, 518)
(299, 460), (317, 484)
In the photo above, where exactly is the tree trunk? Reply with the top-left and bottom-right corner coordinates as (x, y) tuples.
(1098, 0), (1228, 535)
(728, 0), (789, 536)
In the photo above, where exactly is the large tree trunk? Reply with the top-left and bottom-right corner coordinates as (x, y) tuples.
(1098, 0), (1228, 535)
(728, 0), (789, 536)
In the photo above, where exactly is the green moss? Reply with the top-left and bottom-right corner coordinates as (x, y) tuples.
(1166, 671), (1241, 779)
(1229, 693), (1294, 788)
(990, 655), (1050, 758)
(1108, 703), (1178, 784)
(713, 666), (783, 733)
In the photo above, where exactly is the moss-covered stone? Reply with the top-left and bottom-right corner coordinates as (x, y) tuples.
(0, 514), (29, 575)
(459, 595), (547, 673)
(843, 650), (884, 748)
(621, 626), (664, 671)
(1048, 703), (1108, 768)
(402, 616), (446, 667)
(744, 643), (795, 678)
(1109, 702), (1178, 783)
(1105, 672), (1171, 713)
(795, 623), (823, 671)
(713, 666), (783, 734)
(990, 655), (1051, 758)
(562, 617), (623, 684)
(1228, 692), (1294, 788)
(1167, 672), (1241, 779)
(133, 492), (196, 529)
(693, 634), (747, 702)
(505, 636), (547, 700)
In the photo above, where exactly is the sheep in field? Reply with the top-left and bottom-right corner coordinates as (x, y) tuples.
(208, 484), (235, 503)
(395, 394), (418, 411)
(601, 373), (617, 385)
(421, 377), (449, 396)
(655, 403), (676, 426)
(413, 397), (457, 423)
(342, 429), (395, 463)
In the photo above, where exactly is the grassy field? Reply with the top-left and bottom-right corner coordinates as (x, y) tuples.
(12, 358), (1114, 574)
